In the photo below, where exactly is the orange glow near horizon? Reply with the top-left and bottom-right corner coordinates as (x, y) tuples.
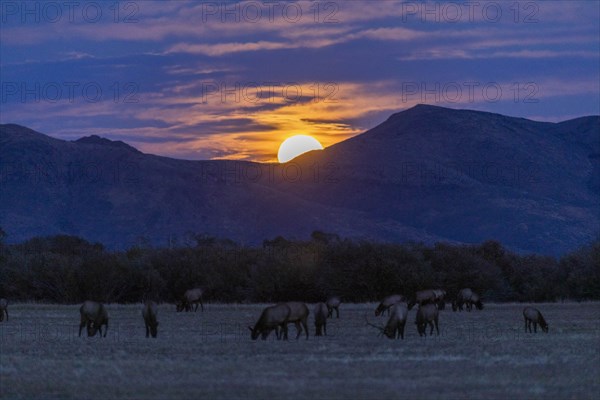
(121, 81), (414, 162)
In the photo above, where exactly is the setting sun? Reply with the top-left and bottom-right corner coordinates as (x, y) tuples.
(277, 135), (324, 163)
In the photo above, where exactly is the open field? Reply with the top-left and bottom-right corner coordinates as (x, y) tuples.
(1, 302), (599, 399)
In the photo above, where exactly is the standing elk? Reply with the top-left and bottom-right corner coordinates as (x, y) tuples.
(452, 288), (483, 312)
(176, 288), (204, 312)
(366, 303), (408, 339)
(326, 296), (341, 318)
(415, 303), (439, 337)
(249, 303), (291, 340)
(79, 301), (109, 337)
(314, 302), (328, 336)
(142, 301), (159, 338)
(284, 302), (310, 340)
(375, 294), (404, 316)
(523, 307), (549, 333)
(0, 298), (8, 322)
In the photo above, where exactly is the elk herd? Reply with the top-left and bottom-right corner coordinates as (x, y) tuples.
(0, 288), (550, 340)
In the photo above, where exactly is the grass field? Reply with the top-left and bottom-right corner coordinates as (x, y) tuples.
(1, 302), (598, 399)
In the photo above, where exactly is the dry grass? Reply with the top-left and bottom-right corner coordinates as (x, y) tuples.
(1, 302), (598, 399)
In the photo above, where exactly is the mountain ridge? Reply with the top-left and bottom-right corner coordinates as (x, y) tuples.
(1, 105), (598, 254)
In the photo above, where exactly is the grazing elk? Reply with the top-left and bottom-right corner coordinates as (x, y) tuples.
(0, 298), (8, 322)
(284, 302), (310, 340)
(523, 307), (548, 333)
(408, 289), (447, 310)
(375, 294), (404, 316)
(176, 288), (204, 312)
(314, 302), (328, 336)
(415, 303), (439, 337)
(452, 288), (483, 312)
(142, 301), (159, 338)
(366, 303), (408, 339)
(79, 301), (109, 337)
(249, 303), (291, 340)
(326, 296), (341, 318)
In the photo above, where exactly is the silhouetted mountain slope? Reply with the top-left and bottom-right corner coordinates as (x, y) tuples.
(1, 105), (598, 254)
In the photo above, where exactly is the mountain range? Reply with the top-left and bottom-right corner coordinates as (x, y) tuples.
(1, 104), (598, 255)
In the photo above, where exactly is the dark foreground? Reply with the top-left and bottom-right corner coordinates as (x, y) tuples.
(0, 303), (598, 399)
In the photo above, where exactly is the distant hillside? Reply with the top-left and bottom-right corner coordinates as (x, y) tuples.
(1, 104), (598, 254)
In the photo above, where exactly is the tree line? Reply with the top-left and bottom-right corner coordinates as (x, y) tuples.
(0, 228), (598, 303)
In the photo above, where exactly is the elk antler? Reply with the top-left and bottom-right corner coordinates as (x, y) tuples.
(364, 313), (384, 332)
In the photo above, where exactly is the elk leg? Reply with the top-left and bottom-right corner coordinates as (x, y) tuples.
(335, 307), (339, 318)
(103, 321), (108, 337)
(294, 321), (302, 339)
(199, 298), (204, 312)
(302, 318), (309, 340)
(434, 317), (439, 336)
(282, 323), (289, 340)
(533, 322), (537, 333)
(324, 322), (327, 336)
(86, 321), (94, 337)
(399, 323), (405, 340)
(146, 324), (149, 338)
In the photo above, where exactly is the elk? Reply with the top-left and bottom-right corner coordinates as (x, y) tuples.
(408, 289), (447, 310)
(408, 289), (438, 310)
(79, 301), (109, 337)
(284, 302), (310, 340)
(326, 296), (341, 318)
(452, 288), (483, 312)
(467, 292), (483, 311)
(249, 303), (291, 340)
(314, 302), (328, 336)
(142, 301), (159, 338)
(176, 288), (204, 312)
(366, 303), (408, 339)
(0, 298), (8, 322)
(375, 294), (404, 316)
(523, 307), (548, 333)
(415, 303), (439, 337)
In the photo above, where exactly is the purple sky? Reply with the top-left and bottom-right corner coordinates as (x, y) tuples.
(1, 0), (599, 161)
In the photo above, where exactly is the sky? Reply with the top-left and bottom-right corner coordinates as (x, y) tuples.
(1, 0), (599, 162)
